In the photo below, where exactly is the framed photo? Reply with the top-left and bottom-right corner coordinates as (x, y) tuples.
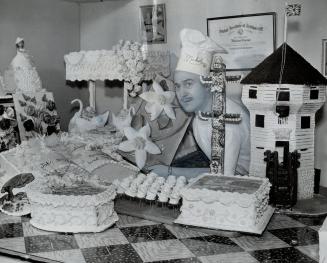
(0, 96), (20, 152)
(140, 3), (167, 44)
(207, 12), (276, 71)
(13, 92), (60, 141)
(322, 39), (327, 77)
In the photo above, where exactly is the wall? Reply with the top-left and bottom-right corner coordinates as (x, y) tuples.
(80, 0), (327, 185)
(0, 0), (81, 130)
(80, 0), (327, 109)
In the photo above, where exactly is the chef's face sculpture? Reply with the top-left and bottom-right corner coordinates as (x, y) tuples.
(174, 71), (211, 113)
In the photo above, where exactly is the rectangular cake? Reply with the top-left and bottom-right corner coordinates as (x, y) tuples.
(175, 174), (274, 234)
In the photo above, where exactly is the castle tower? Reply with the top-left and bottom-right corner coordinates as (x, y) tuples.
(241, 43), (327, 199)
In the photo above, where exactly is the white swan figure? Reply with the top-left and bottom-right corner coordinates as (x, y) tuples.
(68, 99), (109, 133)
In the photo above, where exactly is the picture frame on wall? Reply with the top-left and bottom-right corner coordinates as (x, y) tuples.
(0, 96), (20, 152)
(140, 3), (167, 44)
(207, 12), (276, 71)
(322, 39), (327, 77)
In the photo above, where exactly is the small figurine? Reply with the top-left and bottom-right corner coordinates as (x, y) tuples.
(0, 173), (35, 216)
(8, 37), (42, 93)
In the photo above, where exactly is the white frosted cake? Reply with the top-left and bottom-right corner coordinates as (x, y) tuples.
(26, 164), (118, 233)
(175, 174), (274, 234)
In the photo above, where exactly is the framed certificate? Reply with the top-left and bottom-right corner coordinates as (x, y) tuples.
(207, 12), (276, 71)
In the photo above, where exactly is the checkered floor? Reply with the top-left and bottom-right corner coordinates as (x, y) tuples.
(0, 212), (324, 263)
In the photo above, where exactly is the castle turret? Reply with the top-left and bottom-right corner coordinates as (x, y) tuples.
(241, 43), (327, 200)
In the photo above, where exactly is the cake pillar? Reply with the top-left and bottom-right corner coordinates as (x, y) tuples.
(123, 82), (128, 110)
(88, 80), (96, 110)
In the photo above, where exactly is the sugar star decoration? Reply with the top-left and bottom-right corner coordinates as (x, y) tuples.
(118, 124), (161, 169)
(140, 81), (176, 121)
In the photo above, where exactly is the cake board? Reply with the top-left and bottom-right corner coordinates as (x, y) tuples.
(175, 205), (275, 235)
(277, 194), (327, 217)
(114, 198), (241, 237)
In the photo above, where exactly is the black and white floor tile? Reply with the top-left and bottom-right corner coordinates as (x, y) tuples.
(0, 212), (324, 263)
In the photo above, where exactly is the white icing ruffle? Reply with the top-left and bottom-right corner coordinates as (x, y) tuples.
(27, 182), (116, 208)
(181, 174), (271, 208)
(64, 48), (154, 83)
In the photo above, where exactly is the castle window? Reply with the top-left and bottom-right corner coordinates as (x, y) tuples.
(301, 116), (311, 129)
(277, 91), (290, 101)
(255, 115), (265, 128)
(310, 89), (319, 100)
(249, 87), (257, 98)
(276, 105), (289, 118)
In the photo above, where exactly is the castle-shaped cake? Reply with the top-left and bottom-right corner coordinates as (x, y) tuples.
(241, 43), (327, 200)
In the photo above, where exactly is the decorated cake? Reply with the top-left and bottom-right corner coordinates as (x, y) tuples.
(0, 131), (138, 219)
(26, 163), (118, 233)
(175, 174), (274, 234)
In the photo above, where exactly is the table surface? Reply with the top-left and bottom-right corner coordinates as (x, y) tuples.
(0, 210), (324, 263)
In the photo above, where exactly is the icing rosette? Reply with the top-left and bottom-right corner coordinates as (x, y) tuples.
(169, 187), (182, 205)
(166, 175), (176, 186)
(145, 189), (157, 201)
(147, 172), (158, 180)
(136, 182), (149, 199)
(156, 177), (165, 185)
(158, 183), (172, 203)
(125, 181), (139, 197)
(117, 176), (134, 194)
(145, 178), (164, 201)
(135, 173), (147, 184)
(143, 177), (155, 186)
(176, 176), (186, 186)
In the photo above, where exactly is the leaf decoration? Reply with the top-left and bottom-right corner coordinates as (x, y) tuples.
(18, 100), (26, 107)
(20, 114), (27, 122)
(42, 94), (48, 102)
(31, 97), (37, 104)
(22, 93), (31, 101)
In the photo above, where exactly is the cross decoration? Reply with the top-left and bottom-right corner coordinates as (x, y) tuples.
(201, 54), (241, 174)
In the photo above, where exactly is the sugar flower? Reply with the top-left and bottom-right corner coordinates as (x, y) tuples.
(139, 81), (176, 121)
(118, 124), (161, 169)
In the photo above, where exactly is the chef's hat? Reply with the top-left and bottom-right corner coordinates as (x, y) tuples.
(176, 29), (227, 77)
(15, 37), (24, 44)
